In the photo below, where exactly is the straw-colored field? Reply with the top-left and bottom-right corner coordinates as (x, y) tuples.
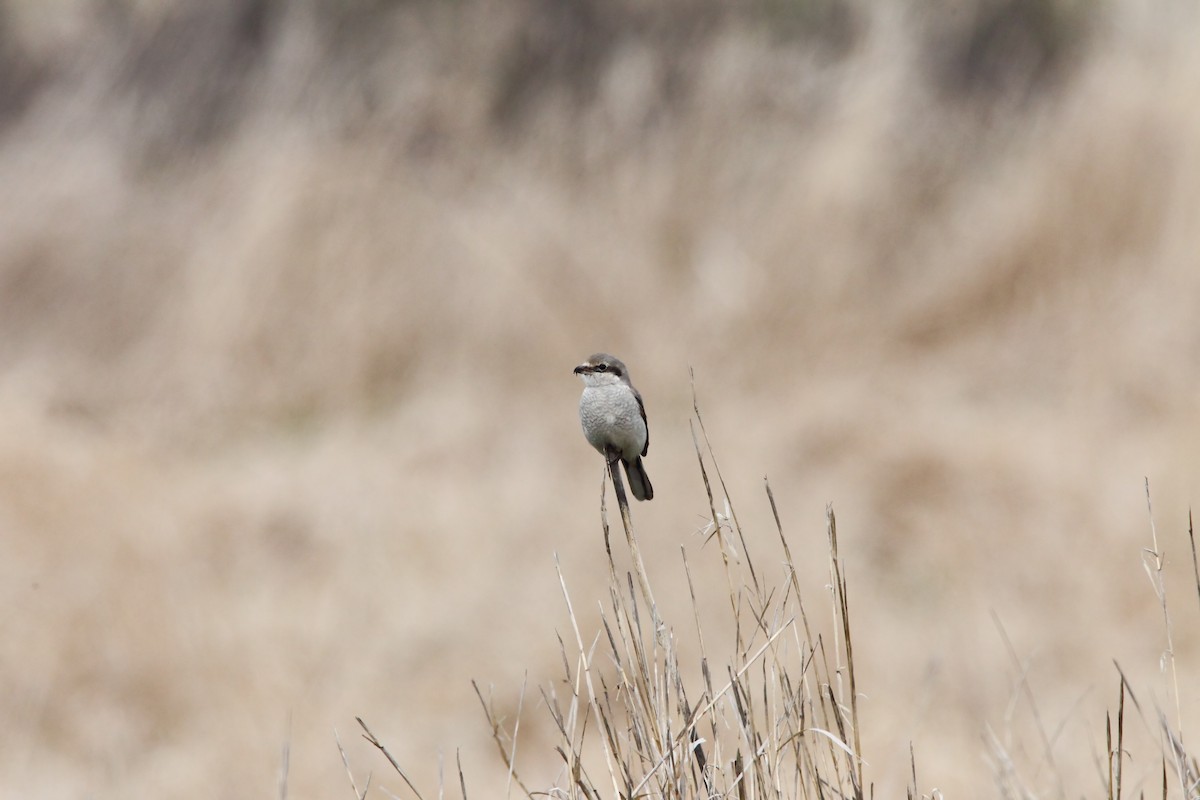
(3, 1), (1200, 797)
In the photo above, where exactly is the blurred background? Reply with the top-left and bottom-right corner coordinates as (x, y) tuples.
(2, 0), (1200, 796)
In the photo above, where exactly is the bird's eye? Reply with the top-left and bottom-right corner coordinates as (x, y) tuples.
(595, 364), (607, 372)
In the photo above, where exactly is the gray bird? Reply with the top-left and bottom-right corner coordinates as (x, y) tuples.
(574, 353), (654, 501)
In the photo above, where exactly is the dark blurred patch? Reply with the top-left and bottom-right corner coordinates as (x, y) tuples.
(927, 0), (1092, 104)
(756, 0), (860, 53)
(490, 0), (860, 132)
(0, 6), (50, 132)
(491, 0), (629, 127)
(115, 0), (282, 167)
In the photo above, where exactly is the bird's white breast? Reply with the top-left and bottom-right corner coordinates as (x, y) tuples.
(579, 383), (646, 460)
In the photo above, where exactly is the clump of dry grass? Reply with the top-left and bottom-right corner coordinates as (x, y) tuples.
(478, 440), (866, 796)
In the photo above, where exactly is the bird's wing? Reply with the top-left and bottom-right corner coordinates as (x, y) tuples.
(635, 389), (649, 456)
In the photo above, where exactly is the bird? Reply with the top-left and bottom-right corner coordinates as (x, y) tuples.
(574, 353), (654, 501)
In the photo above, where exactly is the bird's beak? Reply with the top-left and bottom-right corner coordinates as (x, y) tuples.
(573, 364), (589, 375)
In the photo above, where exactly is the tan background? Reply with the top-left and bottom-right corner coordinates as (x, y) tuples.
(2, 0), (1200, 797)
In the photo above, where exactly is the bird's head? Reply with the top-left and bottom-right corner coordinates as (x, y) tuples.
(574, 353), (628, 387)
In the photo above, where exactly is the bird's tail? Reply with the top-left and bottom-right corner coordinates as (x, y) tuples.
(624, 457), (654, 502)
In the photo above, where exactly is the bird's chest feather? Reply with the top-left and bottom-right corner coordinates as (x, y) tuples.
(580, 387), (639, 432)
